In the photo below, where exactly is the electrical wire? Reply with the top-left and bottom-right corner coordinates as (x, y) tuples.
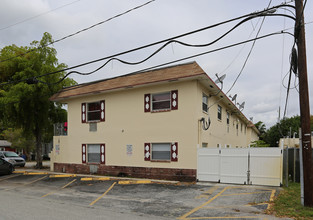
(225, 0), (273, 95)
(0, 3), (295, 67)
(220, 16), (263, 74)
(282, 0), (307, 119)
(36, 13), (296, 86)
(0, 3), (296, 88)
(57, 30), (293, 94)
(0, 0), (81, 31)
(0, 0), (156, 63)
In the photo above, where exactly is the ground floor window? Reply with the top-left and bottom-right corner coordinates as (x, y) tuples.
(152, 143), (171, 160)
(88, 144), (100, 163)
(82, 144), (105, 164)
(144, 142), (178, 162)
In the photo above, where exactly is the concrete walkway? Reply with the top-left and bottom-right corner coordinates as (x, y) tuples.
(24, 161), (50, 168)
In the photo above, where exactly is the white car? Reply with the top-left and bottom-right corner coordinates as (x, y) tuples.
(0, 151), (26, 167)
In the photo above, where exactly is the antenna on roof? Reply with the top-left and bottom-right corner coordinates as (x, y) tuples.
(229, 94), (237, 104)
(214, 73), (226, 85)
(237, 101), (245, 111)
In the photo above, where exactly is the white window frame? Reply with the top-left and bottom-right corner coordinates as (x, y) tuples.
(217, 105), (222, 121)
(87, 144), (100, 163)
(151, 143), (171, 161)
(87, 101), (101, 122)
(202, 94), (208, 113)
(152, 92), (171, 111)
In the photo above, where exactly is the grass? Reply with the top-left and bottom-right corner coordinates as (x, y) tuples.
(267, 182), (313, 219)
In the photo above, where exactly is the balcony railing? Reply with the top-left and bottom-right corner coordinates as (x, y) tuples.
(54, 122), (67, 136)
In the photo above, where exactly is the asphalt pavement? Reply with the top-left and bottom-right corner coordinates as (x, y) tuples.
(0, 167), (292, 220)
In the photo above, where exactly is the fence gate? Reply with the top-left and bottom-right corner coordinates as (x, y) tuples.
(197, 148), (283, 186)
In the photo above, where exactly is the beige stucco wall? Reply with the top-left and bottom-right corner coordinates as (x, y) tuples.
(50, 78), (259, 171)
(197, 83), (257, 148)
(51, 80), (199, 169)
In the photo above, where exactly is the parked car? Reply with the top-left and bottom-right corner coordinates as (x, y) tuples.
(0, 151), (26, 167)
(0, 158), (14, 175)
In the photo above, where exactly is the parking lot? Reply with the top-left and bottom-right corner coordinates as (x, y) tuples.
(0, 169), (290, 220)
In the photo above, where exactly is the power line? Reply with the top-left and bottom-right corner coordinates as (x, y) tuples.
(225, 0), (273, 95)
(0, 3), (295, 87)
(0, 0), (156, 63)
(58, 30), (293, 94)
(0, 0), (81, 31)
(33, 12), (296, 84)
(282, 0), (307, 119)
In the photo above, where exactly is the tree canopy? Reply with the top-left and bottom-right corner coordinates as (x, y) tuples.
(0, 32), (76, 168)
(263, 116), (302, 147)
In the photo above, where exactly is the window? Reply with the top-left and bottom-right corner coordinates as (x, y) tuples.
(144, 90), (178, 112)
(144, 142), (178, 162)
(152, 143), (171, 160)
(88, 144), (100, 163)
(236, 123), (239, 136)
(152, 92), (171, 111)
(227, 112), (230, 125)
(202, 143), (208, 148)
(82, 101), (105, 123)
(88, 102), (101, 121)
(202, 94), (208, 113)
(82, 144), (105, 164)
(217, 105), (222, 120)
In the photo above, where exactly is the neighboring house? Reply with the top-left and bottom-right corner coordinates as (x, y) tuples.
(0, 140), (14, 152)
(50, 62), (259, 181)
(279, 137), (313, 148)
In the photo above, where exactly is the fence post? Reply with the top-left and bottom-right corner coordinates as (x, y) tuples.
(286, 145), (289, 187)
(299, 128), (304, 205)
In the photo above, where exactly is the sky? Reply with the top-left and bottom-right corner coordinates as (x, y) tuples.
(0, 0), (312, 129)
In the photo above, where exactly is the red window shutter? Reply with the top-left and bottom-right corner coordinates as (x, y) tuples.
(82, 103), (87, 123)
(171, 142), (178, 162)
(82, 144), (87, 163)
(100, 100), (105, 122)
(144, 94), (151, 112)
(144, 143), (151, 161)
(171, 90), (178, 110)
(100, 144), (105, 164)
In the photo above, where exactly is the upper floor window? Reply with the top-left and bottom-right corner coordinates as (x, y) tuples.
(144, 90), (178, 112)
(217, 105), (222, 120)
(152, 92), (171, 111)
(82, 100), (105, 123)
(202, 94), (208, 113)
(88, 102), (101, 121)
(227, 112), (230, 125)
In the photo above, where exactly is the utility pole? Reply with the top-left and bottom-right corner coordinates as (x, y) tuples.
(295, 0), (313, 207)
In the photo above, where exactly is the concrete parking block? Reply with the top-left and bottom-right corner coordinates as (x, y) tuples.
(13, 171), (28, 174)
(118, 180), (152, 185)
(24, 172), (49, 175)
(49, 174), (77, 178)
(81, 177), (111, 181)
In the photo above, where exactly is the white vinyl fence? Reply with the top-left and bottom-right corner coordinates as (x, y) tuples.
(197, 148), (283, 186)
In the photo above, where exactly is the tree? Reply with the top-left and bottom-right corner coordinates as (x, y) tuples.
(263, 116), (301, 147)
(254, 121), (266, 140)
(2, 128), (35, 161)
(0, 32), (76, 168)
(250, 140), (270, 148)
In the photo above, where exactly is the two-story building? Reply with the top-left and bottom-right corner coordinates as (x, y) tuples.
(50, 62), (259, 181)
